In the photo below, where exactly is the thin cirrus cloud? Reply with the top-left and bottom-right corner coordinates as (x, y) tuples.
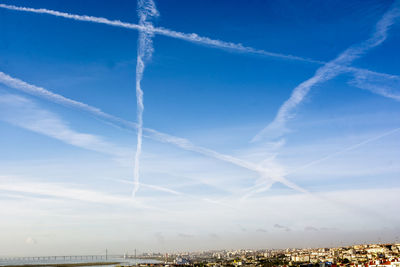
(25, 237), (37, 245)
(113, 178), (234, 209)
(273, 224), (291, 232)
(0, 71), (307, 195)
(0, 92), (129, 158)
(133, 0), (160, 197)
(305, 226), (319, 232)
(0, 174), (172, 211)
(0, 174), (230, 211)
(252, 0), (400, 142)
(0, 179), (154, 209)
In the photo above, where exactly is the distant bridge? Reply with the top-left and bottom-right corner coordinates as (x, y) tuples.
(0, 255), (123, 262)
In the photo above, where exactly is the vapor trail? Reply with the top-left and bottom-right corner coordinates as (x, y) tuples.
(0, 3), (318, 64)
(114, 179), (236, 209)
(252, 0), (400, 142)
(2, 3), (400, 81)
(143, 128), (308, 194)
(286, 127), (400, 176)
(244, 127), (400, 199)
(349, 69), (400, 101)
(0, 71), (137, 130)
(132, 0), (159, 197)
(0, 72), (308, 194)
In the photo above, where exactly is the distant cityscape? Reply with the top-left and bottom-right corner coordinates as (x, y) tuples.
(1, 243), (400, 267)
(124, 243), (400, 266)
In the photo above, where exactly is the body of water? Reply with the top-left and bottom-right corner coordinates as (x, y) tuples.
(0, 257), (161, 266)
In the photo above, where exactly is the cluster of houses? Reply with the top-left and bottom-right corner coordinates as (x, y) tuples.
(284, 244), (400, 267)
(127, 243), (400, 266)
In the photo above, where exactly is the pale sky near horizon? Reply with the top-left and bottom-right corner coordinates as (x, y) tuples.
(0, 0), (400, 255)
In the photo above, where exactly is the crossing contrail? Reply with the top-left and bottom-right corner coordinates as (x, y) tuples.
(0, 71), (308, 195)
(1, 2), (398, 219)
(1, 3), (398, 99)
(252, 0), (400, 142)
(244, 127), (400, 199)
(2, 3), (400, 92)
(132, 0), (159, 197)
(349, 69), (400, 101)
(245, 0), (400, 198)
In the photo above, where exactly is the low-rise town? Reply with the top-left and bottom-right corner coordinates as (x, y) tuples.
(130, 243), (400, 267)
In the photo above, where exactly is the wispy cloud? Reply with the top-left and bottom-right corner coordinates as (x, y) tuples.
(25, 237), (37, 245)
(133, 0), (159, 197)
(0, 180), (133, 206)
(274, 224), (291, 232)
(0, 71), (307, 195)
(349, 69), (400, 101)
(240, 176), (275, 202)
(252, 1), (400, 141)
(0, 93), (129, 158)
(178, 233), (194, 238)
(304, 226), (319, 232)
(0, 174), (167, 211)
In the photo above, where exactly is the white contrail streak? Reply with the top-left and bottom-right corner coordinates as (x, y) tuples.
(0, 4), (143, 30)
(114, 179), (236, 209)
(1, 3), (399, 81)
(0, 3), (318, 64)
(132, 0), (159, 197)
(349, 69), (400, 101)
(143, 128), (308, 194)
(252, 0), (400, 142)
(244, 127), (400, 199)
(286, 127), (400, 176)
(0, 71), (308, 194)
(0, 71), (137, 130)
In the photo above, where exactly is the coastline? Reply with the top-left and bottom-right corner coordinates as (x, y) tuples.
(0, 262), (121, 267)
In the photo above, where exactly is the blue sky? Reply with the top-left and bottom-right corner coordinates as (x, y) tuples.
(0, 0), (400, 255)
